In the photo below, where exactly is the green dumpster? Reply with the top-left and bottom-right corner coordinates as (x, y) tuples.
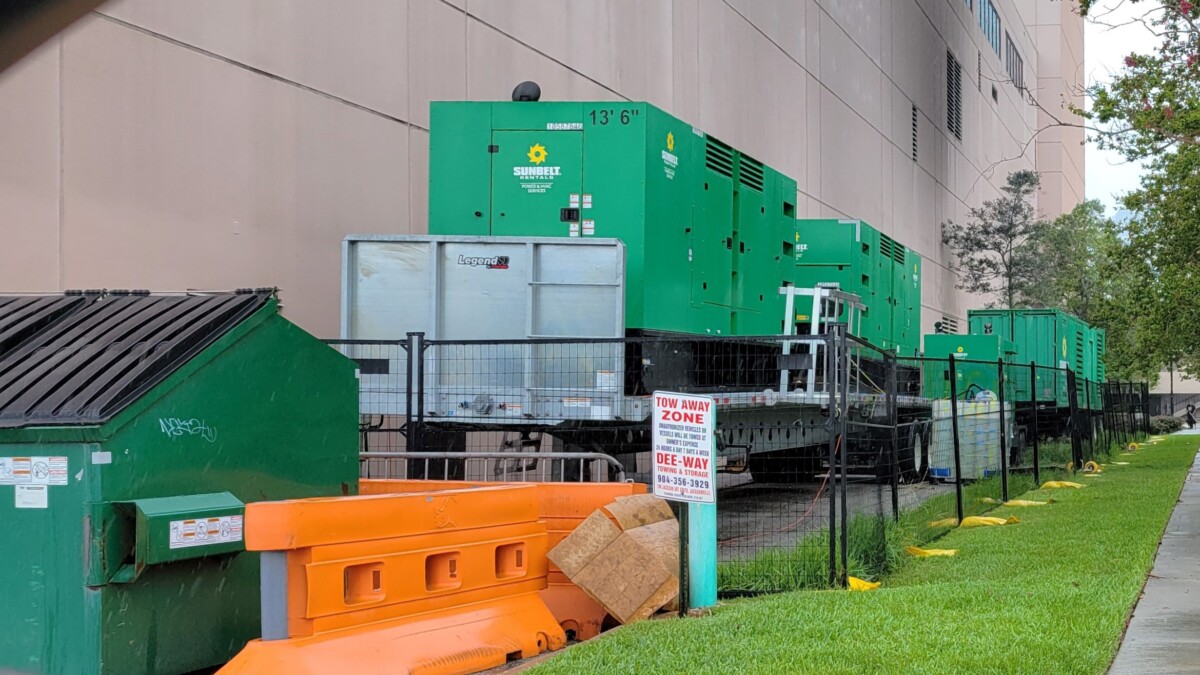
(0, 290), (359, 674)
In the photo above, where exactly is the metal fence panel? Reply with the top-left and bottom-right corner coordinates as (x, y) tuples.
(325, 330), (1148, 595)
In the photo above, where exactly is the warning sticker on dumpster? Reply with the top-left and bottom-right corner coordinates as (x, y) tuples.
(0, 457), (67, 487)
(19, 456), (68, 485)
(47, 457), (68, 484)
(169, 515), (244, 549)
(652, 391), (716, 504)
(7, 457), (31, 484)
(15, 485), (48, 509)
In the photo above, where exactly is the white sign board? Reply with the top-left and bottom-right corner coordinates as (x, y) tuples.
(652, 391), (716, 504)
(169, 515), (244, 549)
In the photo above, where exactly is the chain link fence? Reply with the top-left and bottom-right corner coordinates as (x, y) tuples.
(327, 329), (1149, 596)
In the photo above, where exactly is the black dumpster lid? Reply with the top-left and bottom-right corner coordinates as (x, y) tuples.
(0, 290), (271, 428)
(0, 292), (100, 359)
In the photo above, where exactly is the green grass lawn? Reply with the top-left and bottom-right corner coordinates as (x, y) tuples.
(531, 434), (1196, 675)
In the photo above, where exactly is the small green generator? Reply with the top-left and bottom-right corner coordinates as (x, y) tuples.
(922, 333), (1018, 401)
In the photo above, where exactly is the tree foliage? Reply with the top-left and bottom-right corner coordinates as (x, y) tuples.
(942, 178), (1156, 380)
(1081, 0), (1200, 157)
(942, 170), (1047, 309)
(1030, 200), (1119, 323)
(1085, 219), (1163, 382)
(1076, 0), (1200, 378)
(1116, 143), (1200, 376)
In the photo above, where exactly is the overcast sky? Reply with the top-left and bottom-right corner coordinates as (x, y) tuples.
(1083, 1), (1164, 213)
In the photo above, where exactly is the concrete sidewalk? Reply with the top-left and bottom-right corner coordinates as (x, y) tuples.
(1109, 438), (1200, 674)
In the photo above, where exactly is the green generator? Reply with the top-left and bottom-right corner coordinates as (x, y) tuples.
(966, 308), (1104, 410)
(793, 219), (922, 354)
(922, 334), (1018, 401)
(428, 100), (798, 336)
(0, 290), (359, 674)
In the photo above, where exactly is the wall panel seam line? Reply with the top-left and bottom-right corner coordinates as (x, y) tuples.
(57, 34), (64, 289)
(458, 13), (630, 102)
(91, 11), (427, 131)
(722, 0), (1037, 193)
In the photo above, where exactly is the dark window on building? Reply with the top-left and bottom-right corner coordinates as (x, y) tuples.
(1005, 32), (1025, 90)
(947, 51), (963, 141)
(979, 0), (1001, 55)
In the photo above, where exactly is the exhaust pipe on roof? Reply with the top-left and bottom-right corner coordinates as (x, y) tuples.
(512, 81), (541, 102)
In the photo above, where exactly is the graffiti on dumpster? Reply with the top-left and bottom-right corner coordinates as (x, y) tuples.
(159, 418), (217, 443)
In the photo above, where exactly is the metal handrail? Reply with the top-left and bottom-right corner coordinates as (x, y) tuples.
(359, 451), (628, 483)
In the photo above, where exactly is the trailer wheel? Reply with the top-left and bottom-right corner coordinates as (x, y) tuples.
(897, 421), (931, 484)
(862, 421), (929, 485)
(919, 421), (931, 481)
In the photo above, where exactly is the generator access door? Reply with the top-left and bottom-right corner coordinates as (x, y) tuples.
(490, 130), (584, 238)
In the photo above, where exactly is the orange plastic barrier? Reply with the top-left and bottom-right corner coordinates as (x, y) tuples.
(361, 480), (647, 640)
(220, 484), (565, 675)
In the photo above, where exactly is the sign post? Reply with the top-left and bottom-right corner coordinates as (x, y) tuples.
(651, 391), (717, 612)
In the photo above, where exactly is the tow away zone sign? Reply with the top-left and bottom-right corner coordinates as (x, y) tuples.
(652, 391), (716, 504)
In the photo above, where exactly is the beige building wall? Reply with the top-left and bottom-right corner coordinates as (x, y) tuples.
(0, 0), (1082, 337)
(1151, 369), (1200, 396)
(1017, 0), (1086, 217)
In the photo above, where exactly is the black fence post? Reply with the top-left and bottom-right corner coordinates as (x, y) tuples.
(1106, 380), (1113, 447)
(1031, 361), (1040, 486)
(887, 353), (900, 521)
(1117, 380), (1126, 443)
(1124, 382), (1130, 441)
(1106, 381), (1114, 452)
(405, 332), (422, 453)
(826, 331), (838, 588)
(1113, 381), (1123, 439)
(1104, 381), (1113, 449)
(838, 326), (850, 587)
(1110, 380), (1118, 447)
(1067, 370), (1082, 469)
(998, 359), (1009, 502)
(1123, 381), (1132, 439)
(415, 332), (427, 453)
(1143, 383), (1152, 434)
(1109, 381), (1118, 450)
(1117, 380), (1127, 446)
(1085, 382), (1094, 461)
(948, 354), (964, 524)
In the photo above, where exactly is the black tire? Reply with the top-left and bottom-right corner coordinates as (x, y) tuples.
(920, 422), (932, 480)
